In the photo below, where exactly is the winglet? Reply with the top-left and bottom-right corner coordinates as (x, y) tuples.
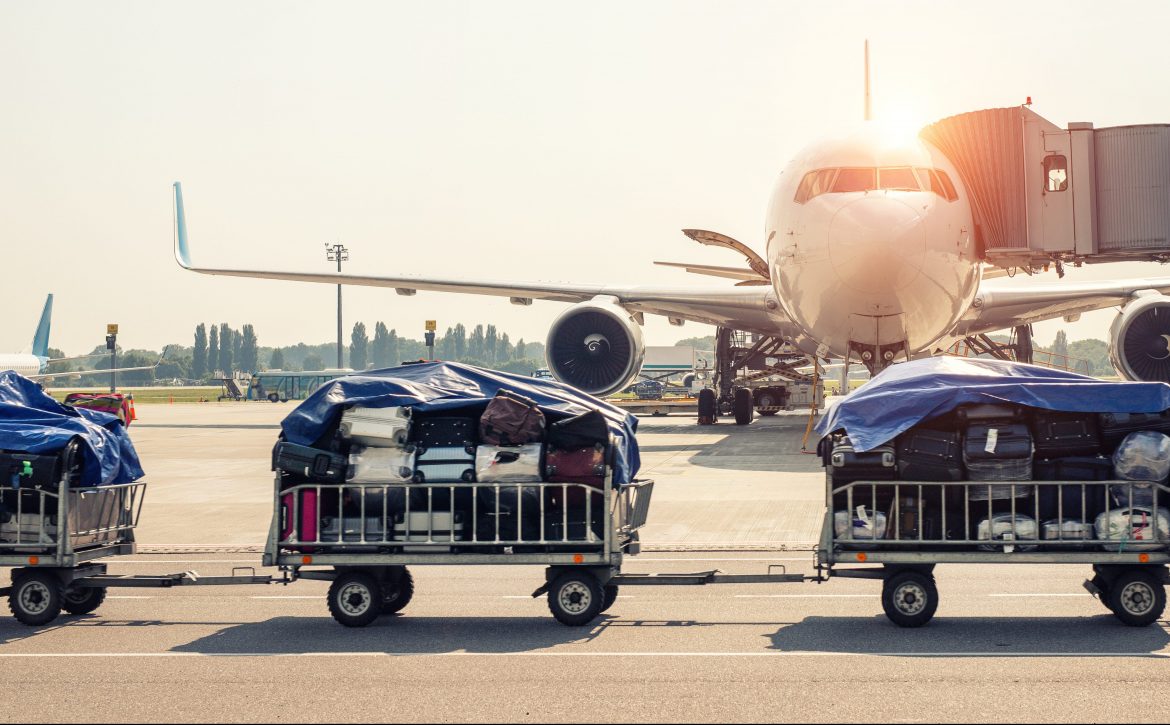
(173, 181), (192, 269)
(31, 294), (52, 359)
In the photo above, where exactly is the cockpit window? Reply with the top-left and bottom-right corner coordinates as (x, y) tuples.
(878, 167), (919, 191)
(832, 168), (876, 193)
(793, 166), (959, 203)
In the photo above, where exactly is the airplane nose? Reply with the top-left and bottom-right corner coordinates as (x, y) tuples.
(828, 197), (927, 294)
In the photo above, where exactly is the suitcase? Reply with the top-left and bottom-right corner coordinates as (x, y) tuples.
(394, 511), (464, 551)
(410, 417), (477, 447)
(1099, 411), (1170, 447)
(955, 403), (1025, 423)
(279, 489), (318, 545)
(1109, 482), (1159, 509)
(0, 450), (70, 491)
(545, 516), (604, 543)
(976, 514), (1039, 552)
(479, 390), (545, 446)
(1037, 482), (1109, 522)
(319, 515), (389, 543)
(1096, 506), (1170, 551)
(547, 410), (610, 449)
(347, 445), (417, 483)
(545, 444), (606, 485)
(833, 506), (888, 540)
(1041, 519), (1095, 541)
(895, 428), (963, 481)
(963, 423), (1033, 482)
(472, 486), (544, 541)
(413, 445), (477, 483)
(0, 513), (57, 545)
(339, 406), (412, 447)
(1032, 456), (1113, 481)
(272, 441), (347, 483)
(1029, 410), (1102, 458)
(476, 444), (543, 483)
(825, 434), (896, 483)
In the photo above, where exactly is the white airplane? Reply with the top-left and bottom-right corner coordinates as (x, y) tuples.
(169, 117), (1170, 406)
(1, 294), (161, 381)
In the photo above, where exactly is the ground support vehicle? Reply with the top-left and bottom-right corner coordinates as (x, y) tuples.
(0, 447), (272, 626)
(818, 478), (1170, 628)
(263, 472), (659, 627)
(698, 327), (824, 425)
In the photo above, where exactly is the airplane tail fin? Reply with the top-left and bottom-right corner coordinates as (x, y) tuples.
(864, 39), (872, 121)
(173, 181), (192, 269)
(31, 294), (53, 359)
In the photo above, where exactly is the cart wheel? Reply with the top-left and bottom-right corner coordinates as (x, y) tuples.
(697, 389), (717, 425)
(268, 393), (280, 403)
(547, 571), (603, 626)
(733, 388), (753, 425)
(62, 586), (106, 616)
(328, 571), (382, 628)
(380, 568), (414, 616)
(881, 571), (938, 628)
(9, 571), (62, 626)
(600, 584), (619, 614)
(1107, 569), (1165, 627)
(1088, 574), (1116, 612)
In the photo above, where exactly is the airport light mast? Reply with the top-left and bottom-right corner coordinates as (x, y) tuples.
(325, 242), (349, 368)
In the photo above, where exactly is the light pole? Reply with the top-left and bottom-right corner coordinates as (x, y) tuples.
(325, 243), (349, 368)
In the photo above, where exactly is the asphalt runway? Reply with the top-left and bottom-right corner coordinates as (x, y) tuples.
(2, 404), (1168, 722)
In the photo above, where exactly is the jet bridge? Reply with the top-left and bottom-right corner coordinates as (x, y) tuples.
(921, 106), (1170, 272)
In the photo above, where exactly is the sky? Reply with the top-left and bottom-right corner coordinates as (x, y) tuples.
(3, 0), (1170, 358)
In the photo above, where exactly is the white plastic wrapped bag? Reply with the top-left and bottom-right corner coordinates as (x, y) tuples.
(1095, 506), (1170, 551)
(977, 514), (1038, 552)
(1113, 431), (1170, 482)
(347, 444), (416, 483)
(833, 506), (888, 540)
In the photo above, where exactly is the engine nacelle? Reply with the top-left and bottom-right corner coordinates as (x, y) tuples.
(545, 300), (645, 397)
(1110, 293), (1170, 382)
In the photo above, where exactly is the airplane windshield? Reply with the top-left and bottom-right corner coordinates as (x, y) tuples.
(795, 166), (959, 203)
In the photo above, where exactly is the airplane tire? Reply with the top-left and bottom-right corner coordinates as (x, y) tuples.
(697, 389), (717, 425)
(733, 388), (753, 425)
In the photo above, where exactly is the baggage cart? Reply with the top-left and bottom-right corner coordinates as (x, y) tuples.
(0, 444), (273, 626)
(819, 477), (1170, 628)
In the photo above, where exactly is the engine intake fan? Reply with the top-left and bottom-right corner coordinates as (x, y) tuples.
(1111, 294), (1170, 382)
(546, 301), (645, 397)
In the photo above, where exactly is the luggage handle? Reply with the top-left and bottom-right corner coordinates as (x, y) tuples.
(493, 451), (521, 464)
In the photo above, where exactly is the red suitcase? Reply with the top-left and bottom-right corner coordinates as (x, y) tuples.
(545, 444), (606, 507)
(280, 489), (318, 547)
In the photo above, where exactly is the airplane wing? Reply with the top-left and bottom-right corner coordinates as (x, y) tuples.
(172, 183), (791, 336)
(953, 276), (1170, 337)
(27, 362), (161, 382)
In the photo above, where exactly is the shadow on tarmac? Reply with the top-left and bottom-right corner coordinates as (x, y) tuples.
(766, 615), (1170, 656)
(167, 615), (629, 654)
(636, 417), (824, 474)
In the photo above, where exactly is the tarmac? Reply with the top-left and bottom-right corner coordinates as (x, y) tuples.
(2, 403), (1169, 722)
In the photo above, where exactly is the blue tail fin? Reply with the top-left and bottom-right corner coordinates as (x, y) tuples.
(31, 294), (52, 359)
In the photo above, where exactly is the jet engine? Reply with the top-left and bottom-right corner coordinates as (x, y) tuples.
(1110, 294), (1170, 382)
(545, 300), (645, 397)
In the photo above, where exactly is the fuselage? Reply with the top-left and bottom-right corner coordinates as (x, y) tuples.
(0, 354), (46, 377)
(764, 123), (980, 368)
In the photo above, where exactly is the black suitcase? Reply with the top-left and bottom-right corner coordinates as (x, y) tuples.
(547, 410), (610, 449)
(963, 423), (1033, 481)
(410, 417), (478, 447)
(1098, 411), (1170, 447)
(824, 434), (897, 483)
(1033, 456), (1114, 481)
(1030, 410), (1102, 458)
(0, 450), (70, 491)
(1037, 482), (1109, 523)
(955, 403), (1025, 424)
(272, 441), (347, 483)
(896, 428), (963, 481)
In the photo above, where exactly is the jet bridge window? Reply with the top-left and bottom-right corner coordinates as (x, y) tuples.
(1044, 154), (1068, 192)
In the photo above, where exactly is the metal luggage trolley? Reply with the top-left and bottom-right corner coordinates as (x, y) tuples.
(819, 478), (1170, 628)
(264, 440), (656, 627)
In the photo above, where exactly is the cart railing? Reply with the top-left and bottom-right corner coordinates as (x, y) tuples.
(274, 478), (653, 553)
(0, 481), (146, 553)
(829, 479), (1170, 550)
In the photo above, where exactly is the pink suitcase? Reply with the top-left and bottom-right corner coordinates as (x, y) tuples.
(280, 489), (318, 547)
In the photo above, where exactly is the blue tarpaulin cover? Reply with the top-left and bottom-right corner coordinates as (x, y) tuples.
(281, 362), (642, 483)
(815, 357), (1170, 452)
(0, 371), (145, 485)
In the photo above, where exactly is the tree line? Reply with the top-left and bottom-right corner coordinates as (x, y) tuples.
(43, 320), (547, 386)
